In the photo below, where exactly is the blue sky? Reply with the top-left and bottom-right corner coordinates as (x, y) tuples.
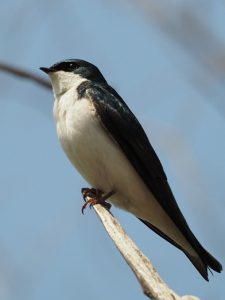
(0, 1), (224, 299)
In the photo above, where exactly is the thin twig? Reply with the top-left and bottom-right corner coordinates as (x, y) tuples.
(0, 62), (51, 89)
(91, 201), (199, 300)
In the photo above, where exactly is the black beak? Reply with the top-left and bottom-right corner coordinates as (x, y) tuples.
(40, 67), (51, 74)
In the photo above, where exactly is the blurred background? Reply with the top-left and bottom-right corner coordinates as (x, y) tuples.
(0, 1), (224, 299)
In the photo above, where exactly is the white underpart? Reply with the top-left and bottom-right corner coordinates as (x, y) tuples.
(49, 71), (197, 257)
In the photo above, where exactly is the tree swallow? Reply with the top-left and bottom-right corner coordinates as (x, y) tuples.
(40, 59), (222, 280)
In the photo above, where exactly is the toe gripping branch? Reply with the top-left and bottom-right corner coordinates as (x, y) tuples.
(81, 188), (113, 214)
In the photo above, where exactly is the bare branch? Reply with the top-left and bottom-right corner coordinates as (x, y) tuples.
(0, 62), (51, 90)
(92, 202), (199, 300)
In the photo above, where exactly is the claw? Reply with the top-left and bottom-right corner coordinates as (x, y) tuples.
(81, 188), (88, 201)
(81, 188), (103, 201)
(81, 198), (98, 214)
(81, 188), (114, 214)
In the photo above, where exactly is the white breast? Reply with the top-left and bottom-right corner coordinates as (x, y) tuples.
(54, 94), (116, 191)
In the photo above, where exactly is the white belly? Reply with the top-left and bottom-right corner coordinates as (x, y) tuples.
(53, 93), (196, 256)
(54, 95), (138, 208)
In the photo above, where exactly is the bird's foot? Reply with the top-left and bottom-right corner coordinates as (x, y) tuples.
(81, 187), (102, 201)
(81, 188), (114, 214)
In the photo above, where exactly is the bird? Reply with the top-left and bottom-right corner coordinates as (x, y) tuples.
(40, 59), (222, 280)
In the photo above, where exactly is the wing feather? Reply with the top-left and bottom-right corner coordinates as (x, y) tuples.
(85, 83), (222, 279)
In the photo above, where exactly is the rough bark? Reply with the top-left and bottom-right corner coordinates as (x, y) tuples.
(92, 203), (199, 300)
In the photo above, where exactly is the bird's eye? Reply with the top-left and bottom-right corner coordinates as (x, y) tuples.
(69, 62), (78, 69)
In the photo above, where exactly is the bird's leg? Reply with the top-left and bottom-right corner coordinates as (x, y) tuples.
(81, 188), (114, 214)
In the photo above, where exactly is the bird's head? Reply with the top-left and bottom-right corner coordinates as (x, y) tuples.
(40, 59), (106, 96)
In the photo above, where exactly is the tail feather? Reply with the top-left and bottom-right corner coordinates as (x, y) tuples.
(201, 247), (223, 273)
(139, 218), (222, 280)
(204, 249), (223, 273)
(185, 246), (222, 281)
(185, 253), (209, 281)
